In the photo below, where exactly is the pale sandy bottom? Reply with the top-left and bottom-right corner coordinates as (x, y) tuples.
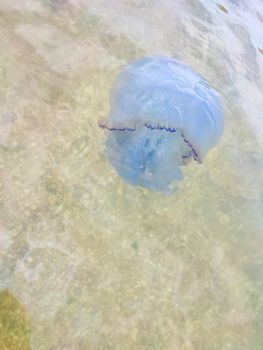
(0, 1), (263, 349)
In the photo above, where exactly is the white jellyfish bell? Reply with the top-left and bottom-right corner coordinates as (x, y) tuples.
(99, 55), (224, 193)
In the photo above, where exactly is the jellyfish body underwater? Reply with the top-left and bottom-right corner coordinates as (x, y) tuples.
(99, 56), (224, 193)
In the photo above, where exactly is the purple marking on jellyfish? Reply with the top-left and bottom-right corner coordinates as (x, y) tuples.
(99, 120), (202, 163)
(180, 132), (201, 163)
(98, 121), (136, 132)
(99, 55), (224, 193)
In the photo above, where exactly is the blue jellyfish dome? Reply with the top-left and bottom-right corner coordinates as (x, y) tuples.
(99, 55), (224, 192)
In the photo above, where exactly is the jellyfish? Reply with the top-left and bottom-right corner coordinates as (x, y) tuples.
(99, 55), (224, 193)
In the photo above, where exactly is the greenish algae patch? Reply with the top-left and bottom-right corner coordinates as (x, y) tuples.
(0, 291), (31, 350)
(258, 48), (263, 55)
(217, 4), (228, 14)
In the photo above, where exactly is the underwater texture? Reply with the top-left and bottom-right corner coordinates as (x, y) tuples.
(0, 0), (263, 349)
(100, 55), (224, 192)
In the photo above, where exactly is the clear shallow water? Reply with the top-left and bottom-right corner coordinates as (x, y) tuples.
(0, 0), (263, 349)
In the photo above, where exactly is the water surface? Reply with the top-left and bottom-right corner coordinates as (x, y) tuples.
(0, 0), (263, 349)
